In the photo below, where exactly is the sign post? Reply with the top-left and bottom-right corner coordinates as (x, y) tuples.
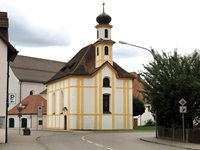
(179, 98), (187, 142)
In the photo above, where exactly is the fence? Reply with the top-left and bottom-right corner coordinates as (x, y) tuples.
(157, 127), (200, 144)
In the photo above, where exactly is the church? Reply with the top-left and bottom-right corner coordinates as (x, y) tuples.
(46, 3), (135, 130)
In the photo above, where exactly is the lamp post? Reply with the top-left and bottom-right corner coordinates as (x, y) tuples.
(17, 103), (23, 135)
(119, 41), (152, 54)
(63, 107), (68, 130)
(119, 40), (158, 138)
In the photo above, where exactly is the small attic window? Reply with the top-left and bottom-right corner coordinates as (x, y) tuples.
(30, 90), (35, 95)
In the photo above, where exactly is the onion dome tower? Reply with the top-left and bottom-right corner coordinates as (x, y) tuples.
(94, 2), (115, 68)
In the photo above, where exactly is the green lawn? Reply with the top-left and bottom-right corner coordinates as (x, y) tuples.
(133, 125), (156, 131)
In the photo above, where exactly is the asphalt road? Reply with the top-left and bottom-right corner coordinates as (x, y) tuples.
(38, 131), (185, 150)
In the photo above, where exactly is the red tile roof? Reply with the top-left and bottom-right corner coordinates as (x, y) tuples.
(8, 95), (47, 115)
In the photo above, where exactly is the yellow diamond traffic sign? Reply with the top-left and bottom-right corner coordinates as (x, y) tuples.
(179, 98), (186, 106)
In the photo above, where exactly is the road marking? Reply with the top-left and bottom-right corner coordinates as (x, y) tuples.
(95, 143), (103, 147)
(82, 136), (85, 140)
(87, 140), (93, 143)
(106, 147), (114, 150)
(82, 135), (115, 150)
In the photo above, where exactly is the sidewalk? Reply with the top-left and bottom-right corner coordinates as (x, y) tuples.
(140, 137), (200, 150)
(0, 129), (45, 150)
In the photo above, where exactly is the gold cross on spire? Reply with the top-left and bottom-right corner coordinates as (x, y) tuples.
(103, 0), (105, 12)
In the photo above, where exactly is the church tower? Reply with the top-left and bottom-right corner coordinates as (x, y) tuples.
(94, 2), (115, 68)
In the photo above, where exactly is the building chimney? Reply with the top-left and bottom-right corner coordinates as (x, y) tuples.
(0, 12), (9, 40)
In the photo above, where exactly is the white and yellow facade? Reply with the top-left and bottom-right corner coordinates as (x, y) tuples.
(46, 3), (134, 130)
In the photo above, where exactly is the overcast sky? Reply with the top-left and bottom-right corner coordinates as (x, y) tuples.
(1, 0), (200, 72)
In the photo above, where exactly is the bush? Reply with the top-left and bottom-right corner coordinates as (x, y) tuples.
(144, 119), (155, 126)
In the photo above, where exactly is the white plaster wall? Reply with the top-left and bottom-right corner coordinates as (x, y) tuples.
(8, 67), (20, 110)
(84, 88), (95, 114)
(115, 89), (123, 114)
(21, 82), (46, 100)
(0, 39), (7, 143)
(84, 116), (94, 129)
(115, 116), (123, 129)
(102, 115), (112, 129)
(70, 116), (77, 129)
(70, 88), (77, 114)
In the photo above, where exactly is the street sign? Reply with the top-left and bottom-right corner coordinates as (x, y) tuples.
(9, 93), (16, 104)
(179, 98), (186, 106)
(180, 106), (187, 113)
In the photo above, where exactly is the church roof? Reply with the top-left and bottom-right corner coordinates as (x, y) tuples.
(10, 55), (66, 83)
(8, 95), (47, 115)
(46, 44), (135, 84)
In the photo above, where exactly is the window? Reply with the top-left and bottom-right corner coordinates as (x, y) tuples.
(103, 94), (110, 113)
(103, 77), (110, 87)
(105, 29), (108, 38)
(29, 90), (35, 95)
(52, 93), (56, 114)
(104, 46), (109, 55)
(97, 30), (99, 39)
(97, 47), (99, 56)
(59, 91), (64, 114)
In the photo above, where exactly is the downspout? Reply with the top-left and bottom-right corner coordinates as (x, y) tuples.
(5, 62), (10, 143)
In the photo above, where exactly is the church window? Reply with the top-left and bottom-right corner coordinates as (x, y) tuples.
(105, 29), (108, 38)
(52, 93), (56, 114)
(59, 91), (64, 114)
(97, 47), (99, 56)
(103, 77), (110, 87)
(103, 94), (110, 113)
(104, 46), (109, 55)
(97, 30), (99, 39)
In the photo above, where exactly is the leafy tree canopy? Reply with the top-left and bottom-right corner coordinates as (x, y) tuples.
(140, 49), (200, 128)
(133, 96), (145, 116)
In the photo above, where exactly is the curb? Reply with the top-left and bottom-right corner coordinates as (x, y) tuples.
(140, 138), (200, 150)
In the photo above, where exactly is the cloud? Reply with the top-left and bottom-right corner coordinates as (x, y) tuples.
(0, 2), (71, 48)
(113, 46), (151, 59)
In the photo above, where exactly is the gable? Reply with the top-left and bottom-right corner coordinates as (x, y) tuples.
(46, 44), (135, 84)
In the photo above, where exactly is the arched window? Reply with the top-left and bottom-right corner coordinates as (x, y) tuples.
(59, 91), (64, 114)
(97, 30), (99, 39)
(29, 90), (35, 95)
(103, 94), (110, 113)
(52, 93), (56, 114)
(104, 46), (109, 55)
(105, 29), (108, 38)
(103, 77), (110, 87)
(97, 47), (99, 56)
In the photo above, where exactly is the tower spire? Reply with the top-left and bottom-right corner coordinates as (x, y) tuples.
(103, 0), (105, 13)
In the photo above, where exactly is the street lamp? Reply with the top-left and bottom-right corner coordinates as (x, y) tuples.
(17, 103), (23, 135)
(119, 41), (152, 54)
(63, 107), (68, 130)
(119, 40), (158, 138)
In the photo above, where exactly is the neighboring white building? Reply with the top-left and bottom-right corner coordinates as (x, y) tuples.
(8, 95), (47, 129)
(0, 12), (18, 143)
(46, 3), (135, 130)
(8, 55), (66, 110)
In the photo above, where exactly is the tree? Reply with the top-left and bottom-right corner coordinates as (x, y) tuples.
(133, 96), (145, 116)
(140, 50), (200, 128)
